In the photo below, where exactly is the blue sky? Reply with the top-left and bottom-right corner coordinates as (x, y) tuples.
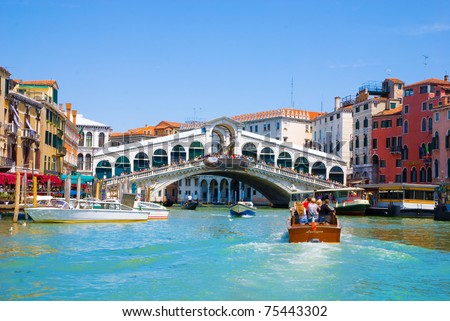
(2, 0), (449, 131)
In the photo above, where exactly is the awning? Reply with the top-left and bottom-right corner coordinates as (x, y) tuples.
(25, 118), (35, 131)
(61, 173), (95, 184)
(36, 174), (63, 186)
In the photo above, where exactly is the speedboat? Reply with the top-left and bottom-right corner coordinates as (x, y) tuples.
(230, 201), (256, 217)
(24, 198), (149, 223)
(135, 201), (169, 220)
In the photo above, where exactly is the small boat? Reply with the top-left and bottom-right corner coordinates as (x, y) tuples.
(287, 202), (341, 243)
(314, 187), (369, 216)
(163, 199), (174, 207)
(24, 198), (150, 223)
(229, 201), (256, 217)
(136, 201), (169, 220)
(181, 200), (198, 210)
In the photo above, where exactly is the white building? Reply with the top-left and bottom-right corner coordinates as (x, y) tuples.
(76, 114), (112, 177)
(312, 97), (354, 176)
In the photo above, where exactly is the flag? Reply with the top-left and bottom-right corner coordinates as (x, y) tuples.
(78, 127), (83, 140)
(311, 213), (317, 231)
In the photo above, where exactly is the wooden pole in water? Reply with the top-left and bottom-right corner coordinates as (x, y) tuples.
(95, 180), (100, 199)
(33, 176), (37, 207)
(13, 171), (21, 223)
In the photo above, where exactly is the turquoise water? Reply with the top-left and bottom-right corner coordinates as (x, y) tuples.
(1, 207), (449, 301)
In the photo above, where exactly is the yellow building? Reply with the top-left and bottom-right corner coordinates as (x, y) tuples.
(0, 66), (11, 167)
(12, 80), (66, 175)
(61, 103), (79, 174)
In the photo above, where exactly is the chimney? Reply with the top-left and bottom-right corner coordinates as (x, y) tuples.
(334, 96), (341, 111)
(59, 104), (63, 111)
(72, 110), (77, 125)
(66, 103), (72, 119)
(445, 74), (449, 82)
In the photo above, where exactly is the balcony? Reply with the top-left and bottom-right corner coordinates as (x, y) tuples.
(390, 146), (402, 153)
(0, 156), (14, 170)
(358, 81), (388, 96)
(4, 123), (18, 135)
(21, 128), (39, 141)
(54, 146), (67, 157)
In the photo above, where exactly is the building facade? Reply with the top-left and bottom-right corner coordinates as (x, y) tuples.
(351, 78), (404, 183)
(401, 76), (450, 183)
(77, 114), (112, 177)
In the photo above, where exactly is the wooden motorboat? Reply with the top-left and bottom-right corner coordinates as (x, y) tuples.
(287, 202), (341, 243)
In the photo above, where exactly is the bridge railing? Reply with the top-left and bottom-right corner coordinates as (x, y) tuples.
(248, 162), (345, 188)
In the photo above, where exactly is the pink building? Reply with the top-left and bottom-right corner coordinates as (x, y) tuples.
(431, 92), (450, 182)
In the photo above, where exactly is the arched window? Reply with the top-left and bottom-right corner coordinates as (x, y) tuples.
(260, 147), (275, 165)
(294, 157), (309, 173)
(79, 132), (85, 147)
(189, 141), (204, 159)
(421, 118), (427, 131)
(363, 154), (368, 164)
(434, 159), (439, 178)
(419, 167), (426, 182)
(277, 152), (292, 168)
(433, 131), (440, 150)
(98, 132), (105, 147)
(355, 136), (359, 148)
(153, 149), (168, 168)
(402, 145), (408, 160)
(134, 152), (149, 171)
(402, 168), (407, 182)
(115, 156), (131, 176)
(242, 143), (257, 160)
(363, 117), (368, 128)
(86, 132), (93, 147)
(77, 153), (84, 170)
(363, 134), (368, 147)
(447, 158), (450, 178)
(446, 130), (450, 149)
(171, 145), (186, 163)
(410, 167), (417, 182)
(403, 120), (408, 134)
(85, 154), (92, 171)
(428, 117), (432, 132)
(355, 120), (360, 130)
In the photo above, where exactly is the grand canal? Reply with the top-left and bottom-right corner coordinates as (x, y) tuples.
(0, 207), (449, 301)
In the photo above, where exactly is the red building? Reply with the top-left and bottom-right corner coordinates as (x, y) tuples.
(401, 76), (450, 183)
(371, 106), (403, 183)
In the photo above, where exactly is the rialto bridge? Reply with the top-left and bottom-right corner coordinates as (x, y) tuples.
(96, 117), (347, 207)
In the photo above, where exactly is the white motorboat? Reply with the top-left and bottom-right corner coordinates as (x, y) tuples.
(24, 198), (149, 223)
(135, 201), (169, 220)
(230, 201), (256, 217)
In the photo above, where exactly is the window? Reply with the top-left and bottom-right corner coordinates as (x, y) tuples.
(268, 123), (271, 130)
(421, 118), (427, 131)
(373, 121), (378, 129)
(255, 125), (258, 132)
(86, 132), (93, 147)
(429, 103), (433, 110)
(363, 104), (369, 110)
(403, 120), (408, 134)
(395, 174), (402, 182)
(363, 117), (368, 128)
(363, 135), (368, 147)
(98, 133), (105, 147)
(448, 110), (450, 120)
(250, 126), (253, 132)
(390, 102), (396, 109)
(363, 154), (368, 164)
(422, 102), (427, 111)
(404, 105), (409, 114)
(355, 106), (360, 113)
(355, 120), (360, 130)
(405, 89), (414, 96)
(428, 118), (432, 131)
(396, 159), (402, 167)
(386, 137), (391, 148)
(380, 175), (386, 183)
(380, 160), (386, 168)
(411, 167), (417, 182)
(396, 118), (402, 126)
(373, 138), (378, 149)
(263, 124), (267, 131)
(355, 136), (359, 148)
(435, 112), (440, 122)
(419, 86), (428, 94)
(446, 130), (450, 149)
(276, 122), (280, 130)
(398, 84), (402, 90)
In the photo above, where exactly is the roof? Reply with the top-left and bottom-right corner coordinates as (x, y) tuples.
(373, 105), (403, 117)
(111, 125), (155, 137)
(154, 121), (181, 129)
(16, 79), (59, 89)
(385, 78), (404, 84)
(405, 78), (450, 88)
(76, 114), (109, 128)
(231, 108), (325, 122)
(0, 66), (11, 77)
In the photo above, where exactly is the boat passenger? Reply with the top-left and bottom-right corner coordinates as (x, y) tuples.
(319, 199), (336, 224)
(307, 197), (319, 223)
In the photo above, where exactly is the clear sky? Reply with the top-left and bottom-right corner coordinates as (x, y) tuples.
(2, 0), (449, 132)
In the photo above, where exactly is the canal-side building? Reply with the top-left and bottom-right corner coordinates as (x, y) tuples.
(109, 124), (155, 147)
(231, 108), (324, 147)
(311, 97), (354, 178)
(351, 78), (404, 183)
(371, 105), (403, 183)
(76, 113), (112, 177)
(61, 103), (79, 174)
(11, 79), (66, 176)
(401, 76), (450, 183)
(0, 66), (12, 170)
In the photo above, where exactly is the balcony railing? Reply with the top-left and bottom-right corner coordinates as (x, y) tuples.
(0, 156), (14, 167)
(21, 128), (39, 140)
(4, 123), (18, 135)
(55, 146), (67, 157)
(390, 146), (402, 153)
